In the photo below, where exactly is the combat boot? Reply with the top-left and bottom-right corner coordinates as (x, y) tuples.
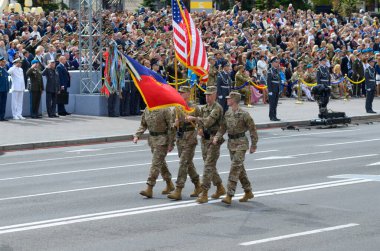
(211, 183), (226, 199)
(222, 194), (232, 205)
(162, 180), (175, 194)
(140, 185), (153, 198)
(196, 190), (208, 204)
(190, 182), (202, 197)
(239, 190), (254, 202)
(167, 187), (182, 200)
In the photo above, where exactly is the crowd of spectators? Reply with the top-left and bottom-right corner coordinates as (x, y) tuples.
(1, 1), (380, 118)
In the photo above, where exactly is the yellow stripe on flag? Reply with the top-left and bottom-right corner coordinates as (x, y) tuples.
(190, 1), (213, 9)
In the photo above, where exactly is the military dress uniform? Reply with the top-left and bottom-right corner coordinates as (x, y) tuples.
(168, 87), (202, 200)
(26, 62), (44, 118)
(365, 58), (377, 113)
(215, 92), (258, 204)
(217, 69), (232, 113)
(267, 61), (281, 121)
(134, 108), (175, 198)
(235, 69), (251, 105)
(316, 63), (331, 87)
(196, 86), (226, 203)
(0, 57), (9, 121)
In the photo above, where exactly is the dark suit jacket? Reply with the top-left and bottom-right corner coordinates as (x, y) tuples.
(42, 68), (59, 93)
(56, 63), (70, 88)
(341, 56), (350, 77)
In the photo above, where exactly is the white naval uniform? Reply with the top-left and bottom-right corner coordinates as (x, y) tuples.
(8, 65), (25, 119)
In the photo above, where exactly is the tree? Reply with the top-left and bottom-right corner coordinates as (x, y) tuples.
(331, 0), (359, 16)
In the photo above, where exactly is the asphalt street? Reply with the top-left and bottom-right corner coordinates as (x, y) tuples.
(0, 122), (380, 251)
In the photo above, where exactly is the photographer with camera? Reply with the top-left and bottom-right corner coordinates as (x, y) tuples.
(186, 86), (226, 204)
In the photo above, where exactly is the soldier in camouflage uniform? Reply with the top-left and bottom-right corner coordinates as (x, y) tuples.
(213, 92), (258, 205)
(187, 86), (226, 204)
(133, 108), (175, 198)
(168, 86), (202, 200)
(235, 65), (251, 105)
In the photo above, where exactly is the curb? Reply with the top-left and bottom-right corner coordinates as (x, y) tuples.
(1, 114), (379, 152)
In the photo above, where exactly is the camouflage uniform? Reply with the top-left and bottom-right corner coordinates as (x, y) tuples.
(235, 70), (251, 105)
(174, 103), (201, 188)
(198, 101), (224, 191)
(215, 105), (258, 197)
(134, 108), (175, 187)
(207, 66), (218, 87)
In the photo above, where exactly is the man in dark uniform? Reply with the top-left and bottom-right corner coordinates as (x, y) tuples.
(0, 56), (9, 121)
(26, 60), (44, 118)
(217, 61), (232, 113)
(42, 60), (60, 118)
(316, 57), (331, 88)
(267, 57), (281, 121)
(352, 51), (364, 97)
(365, 57), (377, 113)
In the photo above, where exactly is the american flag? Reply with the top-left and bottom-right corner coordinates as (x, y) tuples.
(172, 0), (209, 82)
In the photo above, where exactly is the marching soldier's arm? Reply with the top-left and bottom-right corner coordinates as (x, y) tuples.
(245, 113), (258, 147)
(165, 109), (176, 148)
(214, 116), (227, 142)
(134, 111), (147, 139)
(197, 106), (221, 129)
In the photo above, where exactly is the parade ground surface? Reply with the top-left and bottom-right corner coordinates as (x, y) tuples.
(0, 114), (380, 250)
(0, 97), (380, 151)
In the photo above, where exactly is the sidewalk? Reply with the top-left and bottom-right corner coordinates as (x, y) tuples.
(1, 97), (380, 151)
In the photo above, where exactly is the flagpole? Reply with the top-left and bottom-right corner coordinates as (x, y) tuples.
(174, 57), (180, 130)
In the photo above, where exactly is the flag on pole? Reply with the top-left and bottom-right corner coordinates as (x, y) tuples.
(172, 0), (209, 82)
(124, 54), (194, 112)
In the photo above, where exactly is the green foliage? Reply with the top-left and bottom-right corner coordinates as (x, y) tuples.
(331, 0), (358, 16)
(42, 3), (60, 11)
(255, 0), (311, 11)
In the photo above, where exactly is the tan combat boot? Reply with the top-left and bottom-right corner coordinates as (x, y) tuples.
(211, 183), (226, 199)
(239, 190), (254, 202)
(162, 180), (175, 194)
(222, 194), (232, 205)
(196, 190), (208, 204)
(140, 185), (153, 198)
(167, 187), (182, 200)
(190, 182), (202, 197)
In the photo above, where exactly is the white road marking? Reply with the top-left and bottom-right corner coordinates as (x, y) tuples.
(0, 174), (359, 202)
(0, 149), (150, 167)
(239, 223), (359, 246)
(317, 138), (380, 147)
(367, 162), (380, 166)
(65, 143), (147, 153)
(0, 179), (369, 235)
(66, 149), (102, 153)
(217, 154), (378, 175)
(256, 151), (330, 161)
(0, 150), (277, 182)
(329, 174), (380, 182)
(262, 129), (360, 140)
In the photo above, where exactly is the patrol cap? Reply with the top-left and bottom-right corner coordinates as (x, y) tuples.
(178, 86), (191, 93)
(12, 58), (21, 64)
(368, 57), (376, 63)
(226, 91), (241, 102)
(204, 86), (217, 95)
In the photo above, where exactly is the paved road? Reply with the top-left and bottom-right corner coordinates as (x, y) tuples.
(0, 122), (380, 251)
